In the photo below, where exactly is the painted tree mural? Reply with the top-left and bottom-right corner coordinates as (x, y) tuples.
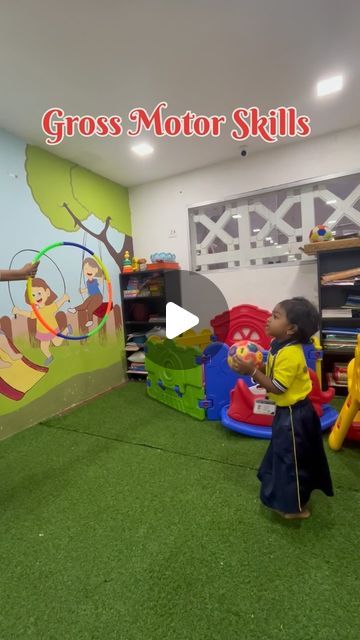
(25, 146), (133, 269)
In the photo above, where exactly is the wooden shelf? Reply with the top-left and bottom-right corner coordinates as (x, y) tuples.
(302, 237), (360, 255)
(121, 267), (179, 276)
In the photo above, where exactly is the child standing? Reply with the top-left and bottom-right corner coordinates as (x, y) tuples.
(231, 297), (333, 519)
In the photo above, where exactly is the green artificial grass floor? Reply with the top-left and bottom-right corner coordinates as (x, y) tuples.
(0, 384), (359, 640)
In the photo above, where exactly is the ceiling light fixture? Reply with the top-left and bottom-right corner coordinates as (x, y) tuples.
(317, 75), (343, 97)
(131, 143), (154, 157)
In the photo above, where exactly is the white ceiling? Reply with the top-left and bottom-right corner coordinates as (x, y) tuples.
(1, 0), (360, 187)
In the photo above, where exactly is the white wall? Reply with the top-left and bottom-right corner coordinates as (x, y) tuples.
(129, 125), (360, 311)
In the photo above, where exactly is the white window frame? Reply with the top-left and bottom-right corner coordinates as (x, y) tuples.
(188, 169), (360, 273)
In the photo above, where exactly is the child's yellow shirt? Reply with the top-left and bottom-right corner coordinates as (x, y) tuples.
(31, 303), (58, 332)
(266, 343), (312, 407)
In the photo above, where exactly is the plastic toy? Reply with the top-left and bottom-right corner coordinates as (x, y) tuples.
(132, 257), (140, 272)
(145, 303), (336, 436)
(227, 340), (263, 370)
(211, 304), (271, 349)
(147, 253), (180, 271)
(221, 368), (337, 439)
(309, 224), (332, 243)
(329, 335), (360, 449)
(150, 252), (177, 263)
(122, 250), (133, 273)
(146, 338), (205, 420)
(139, 258), (147, 271)
(27, 242), (112, 341)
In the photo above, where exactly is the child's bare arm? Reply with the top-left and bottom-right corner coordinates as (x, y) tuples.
(231, 356), (282, 394)
(1, 262), (39, 281)
(12, 306), (31, 318)
(56, 294), (70, 309)
(251, 368), (282, 394)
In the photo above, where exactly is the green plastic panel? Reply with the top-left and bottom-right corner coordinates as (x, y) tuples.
(145, 339), (205, 420)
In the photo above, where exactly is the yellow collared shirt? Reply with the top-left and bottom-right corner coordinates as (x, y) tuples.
(266, 344), (312, 407)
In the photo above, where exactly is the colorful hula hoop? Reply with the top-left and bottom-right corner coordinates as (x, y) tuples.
(27, 241), (113, 341)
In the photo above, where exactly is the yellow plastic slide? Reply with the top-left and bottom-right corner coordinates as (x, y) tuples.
(329, 335), (360, 450)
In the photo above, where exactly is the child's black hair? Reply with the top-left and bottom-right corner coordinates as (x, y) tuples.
(279, 297), (319, 343)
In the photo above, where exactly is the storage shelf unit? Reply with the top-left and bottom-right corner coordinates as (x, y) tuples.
(317, 246), (360, 395)
(120, 268), (181, 379)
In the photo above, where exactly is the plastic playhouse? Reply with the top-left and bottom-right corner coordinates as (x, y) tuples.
(145, 304), (338, 438)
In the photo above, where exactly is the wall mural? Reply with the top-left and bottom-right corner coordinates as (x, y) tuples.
(0, 130), (132, 439)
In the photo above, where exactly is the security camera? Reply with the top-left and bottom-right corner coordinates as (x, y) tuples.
(239, 146), (248, 158)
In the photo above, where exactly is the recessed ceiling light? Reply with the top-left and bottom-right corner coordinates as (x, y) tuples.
(253, 228), (260, 233)
(265, 236), (272, 241)
(232, 214), (242, 219)
(326, 199), (337, 205)
(328, 219), (336, 224)
(317, 75), (343, 97)
(131, 143), (154, 157)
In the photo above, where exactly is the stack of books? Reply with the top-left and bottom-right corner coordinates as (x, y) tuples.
(322, 327), (359, 351)
(344, 292), (360, 310)
(322, 308), (353, 318)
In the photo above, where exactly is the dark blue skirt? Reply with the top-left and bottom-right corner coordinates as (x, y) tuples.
(257, 398), (334, 513)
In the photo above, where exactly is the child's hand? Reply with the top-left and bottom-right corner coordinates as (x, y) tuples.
(231, 355), (256, 376)
(12, 306), (19, 316)
(64, 294), (70, 302)
(79, 287), (86, 295)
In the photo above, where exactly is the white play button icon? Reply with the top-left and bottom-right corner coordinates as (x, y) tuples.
(166, 302), (199, 339)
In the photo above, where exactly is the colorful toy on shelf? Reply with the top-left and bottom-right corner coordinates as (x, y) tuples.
(147, 252), (180, 271)
(227, 340), (263, 370)
(309, 224), (333, 243)
(122, 250), (133, 273)
(150, 252), (176, 263)
(329, 335), (360, 449)
(139, 258), (147, 271)
(132, 257), (140, 272)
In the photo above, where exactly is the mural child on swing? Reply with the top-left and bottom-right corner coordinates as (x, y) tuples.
(13, 278), (72, 366)
(68, 258), (103, 328)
